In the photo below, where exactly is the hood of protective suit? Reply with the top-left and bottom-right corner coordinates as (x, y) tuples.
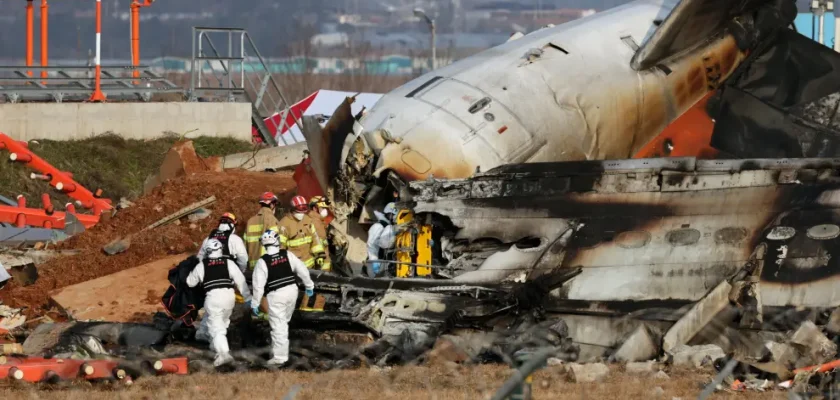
(373, 211), (390, 224)
(208, 249), (224, 259)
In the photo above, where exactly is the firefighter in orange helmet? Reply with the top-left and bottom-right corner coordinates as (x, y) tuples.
(243, 192), (281, 276)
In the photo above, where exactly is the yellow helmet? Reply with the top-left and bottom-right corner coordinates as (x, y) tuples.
(309, 196), (329, 209)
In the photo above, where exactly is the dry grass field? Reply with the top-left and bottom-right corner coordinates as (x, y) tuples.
(0, 364), (789, 400)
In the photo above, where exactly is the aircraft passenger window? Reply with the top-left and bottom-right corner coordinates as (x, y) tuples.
(666, 228), (700, 246)
(714, 227), (747, 245)
(405, 76), (443, 98)
(615, 231), (651, 249)
(807, 224), (840, 240)
(766, 226), (796, 240)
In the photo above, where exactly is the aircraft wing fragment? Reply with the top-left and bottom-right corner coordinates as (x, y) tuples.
(631, 0), (796, 71)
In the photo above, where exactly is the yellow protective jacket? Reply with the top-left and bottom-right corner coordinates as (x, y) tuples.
(278, 213), (325, 269)
(243, 207), (280, 270)
(307, 210), (332, 271)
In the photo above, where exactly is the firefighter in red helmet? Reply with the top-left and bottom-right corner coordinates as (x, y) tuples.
(277, 195), (326, 270)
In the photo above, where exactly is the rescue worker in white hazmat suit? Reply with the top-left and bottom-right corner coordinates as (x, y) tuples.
(250, 229), (314, 366)
(195, 212), (249, 344)
(187, 238), (252, 367)
(365, 202), (397, 277)
(197, 212), (248, 271)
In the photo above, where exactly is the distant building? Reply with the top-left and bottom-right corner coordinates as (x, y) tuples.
(794, 12), (837, 49)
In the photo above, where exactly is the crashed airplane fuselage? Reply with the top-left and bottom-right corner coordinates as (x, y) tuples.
(303, 0), (795, 208)
(299, 0), (803, 271)
(278, 0), (840, 365)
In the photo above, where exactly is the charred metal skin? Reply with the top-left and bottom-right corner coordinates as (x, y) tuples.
(407, 157), (840, 310)
(292, 268), (581, 355)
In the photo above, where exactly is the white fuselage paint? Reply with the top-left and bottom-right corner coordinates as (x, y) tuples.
(357, 0), (737, 181)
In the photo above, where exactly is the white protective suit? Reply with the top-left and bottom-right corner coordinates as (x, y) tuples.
(197, 223), (249, 272)
(251, 247), (314, 364)
(366, 210), (397, 276)
(187, 251), (251, 365)
(195, 223), (249, 343)
(0, 262), (10, 288)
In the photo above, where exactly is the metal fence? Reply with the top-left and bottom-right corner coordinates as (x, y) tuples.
(0, 65), (181, 103)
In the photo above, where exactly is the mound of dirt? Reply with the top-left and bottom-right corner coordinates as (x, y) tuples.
(0, 169), (297, 317)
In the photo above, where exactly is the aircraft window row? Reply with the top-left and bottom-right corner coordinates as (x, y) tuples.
(611, 227), (750, 249)
(764, 224), (840, 241)
(591, 225), (840, 249)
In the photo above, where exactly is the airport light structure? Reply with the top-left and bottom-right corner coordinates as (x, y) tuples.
(21, 0), (155, 99)
(40, 0), (48, 81)
(131, 0), (155, 83)
(24, 0), (48, 80)
(25, 0), (33, 77)
(413, 8), (437, 70)
(89, 0), (105, 101)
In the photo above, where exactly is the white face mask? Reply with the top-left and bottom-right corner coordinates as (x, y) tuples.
(218, 223), (233, 232)
(293, 212), (305, 221)
(319, 208), (328, 218)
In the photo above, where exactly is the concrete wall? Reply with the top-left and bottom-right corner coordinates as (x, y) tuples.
(223, 142), (308, 171)
(0, 102), (252, 142)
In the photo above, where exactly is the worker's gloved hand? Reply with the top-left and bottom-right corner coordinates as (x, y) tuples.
(249, 300), (259, 316)
(305, 288), (314, 297)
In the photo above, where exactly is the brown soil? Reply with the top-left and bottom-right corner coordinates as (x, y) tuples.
(0, 169), (297, 317)
(143, 289), (160, 306)
(0, 365), (779, 400)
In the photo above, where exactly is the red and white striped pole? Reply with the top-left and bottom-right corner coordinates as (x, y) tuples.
(89, 0), (106, 102)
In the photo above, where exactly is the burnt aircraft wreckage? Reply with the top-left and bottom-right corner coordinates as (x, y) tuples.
(301, 156), (840, 363)
(285, 0), (840, 365)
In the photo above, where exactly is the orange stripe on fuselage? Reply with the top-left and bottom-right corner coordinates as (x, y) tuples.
(633, 92), (719, 159)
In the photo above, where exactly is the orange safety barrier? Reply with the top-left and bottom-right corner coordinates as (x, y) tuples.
(0, 133), (112, 216)
(0, 356), (188, 382)
(153, 357), (188, 375)
(0, 202), (100, 229)
(793, 359), (840, 374)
